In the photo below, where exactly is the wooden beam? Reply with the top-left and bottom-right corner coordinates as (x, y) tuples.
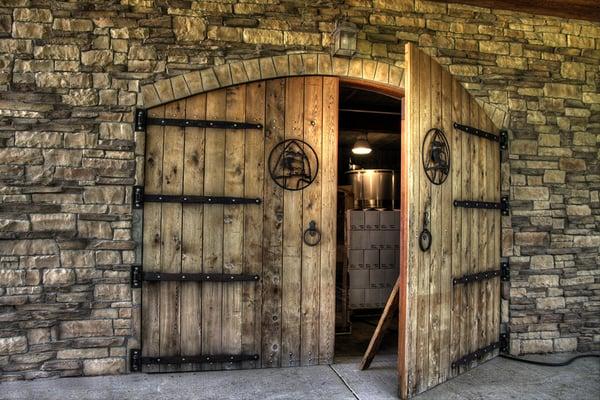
(359, 277), (400, 370)
(427, 0), (600, 22)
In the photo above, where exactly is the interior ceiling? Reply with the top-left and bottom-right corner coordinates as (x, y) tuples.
(427, 0), (600, 22)
(339, 85), (402, 143)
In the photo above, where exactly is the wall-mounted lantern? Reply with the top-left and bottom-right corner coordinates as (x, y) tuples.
(332, 20), (358, 57)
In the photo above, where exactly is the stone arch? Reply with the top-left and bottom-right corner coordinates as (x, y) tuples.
(141, 51), (507, 131)
(141, 52), (405, 108)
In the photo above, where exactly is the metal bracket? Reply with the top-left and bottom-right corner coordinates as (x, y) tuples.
(132, 186), (261, 209)
(134, 108), (262, 132)
(130, 349), (259, 372)
(130, 265), (260, 288)
(454, 122), (499, 143)
(131, 265), (142, 288)
(500, 261), (510, 282)
(500, 196), (510, 216)
(499, 332), (509, 353)
(453, 269), (501, 285)
(453, 200), (501, 210)
(452, 339), (503, 368)
(499, 129), (508, 151)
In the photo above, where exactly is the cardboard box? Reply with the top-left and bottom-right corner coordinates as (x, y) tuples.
(349, 269), (369, 289)
(380, 249), (395, 269)
(348, 210), (364, 231)
(384, 230), (399, 249)
(369, 230), (385, 249)
(379, 211), (396, 230)
(348, 249), (363, 269)
(349, 289), (365, 309)
(364, 210), (380, 230)
(395, 249), (400, 267)
(364, 249), (379, 269)
(350, 230), (368, 249)
(384, 268), (399, 287)
(364, 288), (380, 308)
(369, 269), (385, 288)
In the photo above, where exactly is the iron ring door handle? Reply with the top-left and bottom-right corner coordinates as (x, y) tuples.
(303, 220), (321, 247)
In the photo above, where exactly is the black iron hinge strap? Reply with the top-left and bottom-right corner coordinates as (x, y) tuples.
(453, 197), (509, 216)
(130, 349), (259, 372)
(133, 186), (261, 209)
(135, 108), (262, 131)
(131, 266), (259, 288)
(453, 123), (508, 150)
(451, 333), (509, 368)
(453, 262), (510, 285)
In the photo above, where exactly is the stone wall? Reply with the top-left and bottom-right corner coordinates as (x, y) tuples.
(0, 0), (598, 381)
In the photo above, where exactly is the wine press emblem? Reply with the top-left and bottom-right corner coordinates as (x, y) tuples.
(268, 139), (319, 191)
(422, 127), (450, 185)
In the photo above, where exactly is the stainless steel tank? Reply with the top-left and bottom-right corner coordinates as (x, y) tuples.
(346, 169), (399, 210)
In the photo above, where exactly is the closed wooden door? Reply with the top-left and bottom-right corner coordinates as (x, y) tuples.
(140, 76), (338, 372)
(399, 44), (503, 398)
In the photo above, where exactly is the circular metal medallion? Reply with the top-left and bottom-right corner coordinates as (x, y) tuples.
(422, 128), (450, 185)
(268, 139), (319, 191)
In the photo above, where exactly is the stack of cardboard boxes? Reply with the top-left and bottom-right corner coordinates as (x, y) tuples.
(347, 210), (400, 309)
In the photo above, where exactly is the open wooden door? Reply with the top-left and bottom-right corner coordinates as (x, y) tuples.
(399, 43), (506, 398)
(134, 76), (338, 373)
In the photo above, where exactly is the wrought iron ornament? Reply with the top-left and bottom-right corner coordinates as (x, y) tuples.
(268, 139), (319, 191)
(303, 220), (322, 246)
(422, 128), (450, 185)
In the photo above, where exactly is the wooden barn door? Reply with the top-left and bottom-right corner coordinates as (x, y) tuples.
(400, 43), (505, 398)
(134, 76), (338, 373)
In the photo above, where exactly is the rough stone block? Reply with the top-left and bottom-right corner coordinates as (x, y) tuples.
(514, 232), (548, 247)
(83, 357), (126, 376)
(78, 220), (112, 239)
(94, 284), (130, 302)
(536, 297), (565, 310)
(543, 83), (581, 99)
(513, 187), (549, 201)
(530, 256), (554, 270)
(553, 337), (577, 352)
(59, 320), (112, 339)
(31, 213), (76, 232)
(0, 336), (27, 355)
(43, 268), (76, 287)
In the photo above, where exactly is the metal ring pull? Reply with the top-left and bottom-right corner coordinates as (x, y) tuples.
(303, 220), (321, 247)
(419, 210), (432, 252)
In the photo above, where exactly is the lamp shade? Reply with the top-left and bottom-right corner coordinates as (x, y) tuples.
(352, 137), (372, 155)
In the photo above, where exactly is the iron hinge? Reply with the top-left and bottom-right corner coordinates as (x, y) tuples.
(130, 348), (141, 372)
(135, 108), (147, 132)
(500, 261), (510, 282)
(501, 196), (509, 216)
(132, 186), (261, 209)
(453, 269), (501, 285)
(499, 129), (508, 151)
(134, 108), (262, 132)
(131, 265), (142, 288)
(130, 265), (260, 288)
(499, 332), (509, 353)
(453, 122), (500, 143)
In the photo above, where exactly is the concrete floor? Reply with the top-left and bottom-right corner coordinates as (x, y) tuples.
(1, 354), (598, 400)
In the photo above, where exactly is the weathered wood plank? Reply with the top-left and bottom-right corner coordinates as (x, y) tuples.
(242, 81), (265, 369)
(319, 76), (338, 364)
(282, 77), (304, 367)
(415, 48), (431, 394)
(202, 88), (226, 370)
(300, 76), (322, 366)
(469, 96), (480, 361)
(142, 104), (164, 373)
(159, 99), (185, 372)
(181, 93), (206, 371)
(478, 101), (490, 359)
(438, 66), (453, 383)
(427, 57), (442, 389)
(460, 83), (471, 374)
(222, 85), (246, 370)
(261, 78), (285, 368)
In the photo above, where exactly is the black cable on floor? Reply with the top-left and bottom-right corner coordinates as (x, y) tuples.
(499, 353), (600, 367)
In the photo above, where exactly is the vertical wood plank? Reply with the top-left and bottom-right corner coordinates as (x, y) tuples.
(469, 96), (480, 360)
(282, 77), (304, 367)
(427, 57), (442, 389)
(181, 93), (206, 371)
(242, 81), (266, 369)
(449, 77), (463, 379)
(493, 117), (501, 349)
(459, 85), (471, 374)
(142, 104), (164, 373)
(415, 49), (431, 394)
(159, 99), (185, 372)
(319, 76), (338, 364)
(222, 85), (246, 369)
(202, 88), (227, 370)
(262, 78), (285, 368)
(438, 67), (453, 382)
(300, 76), (323, 366)
(478, 103), (490, 358)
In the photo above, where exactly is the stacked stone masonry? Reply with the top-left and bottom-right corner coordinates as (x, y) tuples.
(0, 0), (598, 381)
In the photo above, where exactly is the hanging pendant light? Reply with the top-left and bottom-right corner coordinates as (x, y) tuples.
(352, 135), (372, 155)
